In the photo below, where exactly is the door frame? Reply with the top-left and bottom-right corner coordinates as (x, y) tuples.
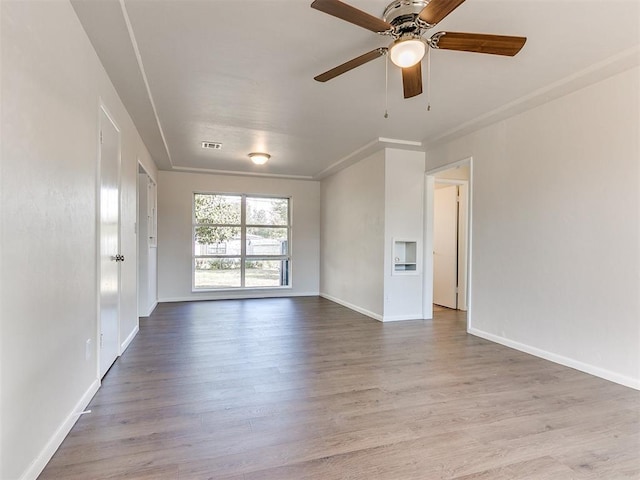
(96, 102), (122, 380)
(423, 157), (473, 330)
(137, 162), (158, 318)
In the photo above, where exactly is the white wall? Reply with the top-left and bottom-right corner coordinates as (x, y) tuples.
(383, 149), (425, 321)
(426, 66), (640, 388)
(0, 1), (156, 478)
(320, 148), (426, 321)
(157, 171), (320, 301)
(435, 165), (470, 182)
(320, 151), (386, 319)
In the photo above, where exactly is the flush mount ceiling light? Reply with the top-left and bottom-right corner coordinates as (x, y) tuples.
(248, 152), (270, 165)
(389, 35), (426, 68)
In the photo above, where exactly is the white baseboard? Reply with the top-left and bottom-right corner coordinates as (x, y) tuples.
(159, 291), (320, 302)
(21, 379), (100, 480)
(142, 301), (158, 317)
(320, 293), (383, 322)
(382, 313), (424, 322)
(120, 324), (139, 353)
(468, 327), (640, 391)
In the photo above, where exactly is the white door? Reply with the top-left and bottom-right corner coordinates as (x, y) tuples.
(433, 184), (458, 309)
(99, 108), (121, 378)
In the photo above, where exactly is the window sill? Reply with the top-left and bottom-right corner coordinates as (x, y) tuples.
(192, 285), (292, 293)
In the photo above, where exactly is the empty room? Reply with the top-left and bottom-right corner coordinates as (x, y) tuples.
(1, 0), (639, 479)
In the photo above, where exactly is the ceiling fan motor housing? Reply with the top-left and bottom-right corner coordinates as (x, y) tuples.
(383, 0), (431, 37)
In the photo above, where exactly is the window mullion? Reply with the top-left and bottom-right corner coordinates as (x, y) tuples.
(240, 195), (247, 287)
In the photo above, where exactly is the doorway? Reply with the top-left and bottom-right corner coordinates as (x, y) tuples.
(434, 183), (458, 309)
(137, 164), (158, 317)
(98, 106), (122, 378)
(433, 180), (469, 310)
(423, 158), (472, 324)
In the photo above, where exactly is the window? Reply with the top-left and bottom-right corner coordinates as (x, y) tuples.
(193, 193), (290, 289)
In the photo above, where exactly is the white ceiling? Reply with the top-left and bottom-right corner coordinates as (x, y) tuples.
(72, 0), (640, 179)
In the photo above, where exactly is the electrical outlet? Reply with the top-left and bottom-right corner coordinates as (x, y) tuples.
(85, 339), (92, 360)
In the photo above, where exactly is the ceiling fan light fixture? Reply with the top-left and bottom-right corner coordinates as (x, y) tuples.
(248, 152), (270, 165)
(389, 37), (426, 68)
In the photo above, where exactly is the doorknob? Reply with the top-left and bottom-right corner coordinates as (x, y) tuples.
(111, 254), (125, 262)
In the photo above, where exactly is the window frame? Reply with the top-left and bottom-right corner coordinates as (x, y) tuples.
(192, 192), (291, 291)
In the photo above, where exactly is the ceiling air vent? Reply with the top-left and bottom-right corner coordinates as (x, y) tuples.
(201, 141), (222, 150)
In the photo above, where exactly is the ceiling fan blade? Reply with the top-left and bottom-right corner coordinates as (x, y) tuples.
(431, 32), (527, 56)
(418, 0), (466, 25)
(314, 48), (386, 82)
(402, 62), (423, 98)
(311, 0), (392, 33)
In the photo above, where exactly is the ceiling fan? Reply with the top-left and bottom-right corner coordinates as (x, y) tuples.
(311, 0), (527, 99)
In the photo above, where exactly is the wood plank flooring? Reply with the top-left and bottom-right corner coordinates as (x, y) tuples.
(39, 297), (640, 479)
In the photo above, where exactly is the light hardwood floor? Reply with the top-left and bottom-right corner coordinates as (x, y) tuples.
(39, 297), (639, 479)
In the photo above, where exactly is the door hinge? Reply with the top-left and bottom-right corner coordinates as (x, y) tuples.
(100, 130), (103, 144)
(100, 333), (103, 347)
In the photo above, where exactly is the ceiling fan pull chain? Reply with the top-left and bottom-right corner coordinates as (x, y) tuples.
(426, 46), (431, 111)
(384, 52), (389, 118)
